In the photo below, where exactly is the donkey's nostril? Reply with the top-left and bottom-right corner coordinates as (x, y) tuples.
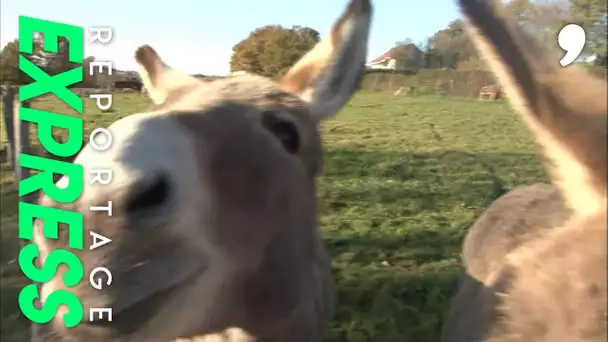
(125, 173), (171, 214)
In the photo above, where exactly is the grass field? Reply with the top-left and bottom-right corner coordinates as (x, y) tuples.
(0, 92), (548, 342)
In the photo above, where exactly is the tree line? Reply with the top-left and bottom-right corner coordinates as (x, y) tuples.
(229, 0), (606, 77)
(411, 0), (607, 71)
(1, 0), (604, 86)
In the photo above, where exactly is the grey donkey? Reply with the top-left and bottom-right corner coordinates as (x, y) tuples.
(29, 0), (373, 341)
(441, 0), (607, 341)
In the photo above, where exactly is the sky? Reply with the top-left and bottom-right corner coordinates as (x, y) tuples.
(0, 0), (462, 76)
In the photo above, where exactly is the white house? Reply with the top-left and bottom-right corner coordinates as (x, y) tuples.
(365, 48), (397, 70)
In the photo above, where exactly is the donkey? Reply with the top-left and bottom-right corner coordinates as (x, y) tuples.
(29, 1), (372, 341)
(478, 84), (500, 101)
(441, 0), (607, 341)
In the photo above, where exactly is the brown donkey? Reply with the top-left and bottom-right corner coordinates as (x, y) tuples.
(30, 1), (372, 341)
(441, 0), (607, 341)
(478, 84), (501, 101)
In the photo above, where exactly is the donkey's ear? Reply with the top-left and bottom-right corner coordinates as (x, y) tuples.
(279, 0), (372, 121)
(458, 0), (607, 216)
(134, 45), (202, 105)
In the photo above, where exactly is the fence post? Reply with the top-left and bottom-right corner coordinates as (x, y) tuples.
(13, 95), (33, 200)
(2, 86), (34, 249)
(2, 86), (17, 171)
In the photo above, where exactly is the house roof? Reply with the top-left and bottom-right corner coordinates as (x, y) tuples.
(370, 47), (397, 63)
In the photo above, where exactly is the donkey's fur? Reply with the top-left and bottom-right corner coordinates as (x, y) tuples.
(442, 0), (607, 341)
(30, 1), (372, 341)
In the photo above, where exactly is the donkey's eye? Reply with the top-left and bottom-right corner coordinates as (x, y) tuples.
(125, 173), (171, 214)
(261, 111), (300, 154)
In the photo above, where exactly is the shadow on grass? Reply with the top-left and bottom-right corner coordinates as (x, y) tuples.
(325, 233), (462, 342)
(318, 148), (545, 342)
(439, 271), (501, 342)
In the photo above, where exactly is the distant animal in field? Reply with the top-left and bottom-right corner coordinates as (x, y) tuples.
(30, 0), (373, 342)
(393, 86), (416, 96)
(478, 83), (501, 100)
(441, 0), (607, 342)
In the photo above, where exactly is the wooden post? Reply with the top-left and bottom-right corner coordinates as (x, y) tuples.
(2, 86), (34, 249)
(2, 86), (17, 171)
(13, 96), (33, 202)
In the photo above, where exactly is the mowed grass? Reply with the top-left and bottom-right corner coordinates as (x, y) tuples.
(0, 92), (547, 342)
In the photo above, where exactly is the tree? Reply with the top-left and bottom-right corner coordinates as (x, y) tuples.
(0, 40), (22, 85)
(230, 25), (320, 78)
(426, 20), (477, 68)
(0, 39), (44, 85)
(503, 0), (570, 45)
(423, 48), (445, 69)
(457, 55), (489, 71)
(568, 0), (607, 55)
(501, 0), (605, 57)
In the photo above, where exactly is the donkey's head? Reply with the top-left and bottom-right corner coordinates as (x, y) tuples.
(31, 1), (372, 341)
(454, 0), (607, 341)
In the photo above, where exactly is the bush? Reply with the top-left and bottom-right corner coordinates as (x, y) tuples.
(361, 69), (496, 97)
(361, 65), (607, 98)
